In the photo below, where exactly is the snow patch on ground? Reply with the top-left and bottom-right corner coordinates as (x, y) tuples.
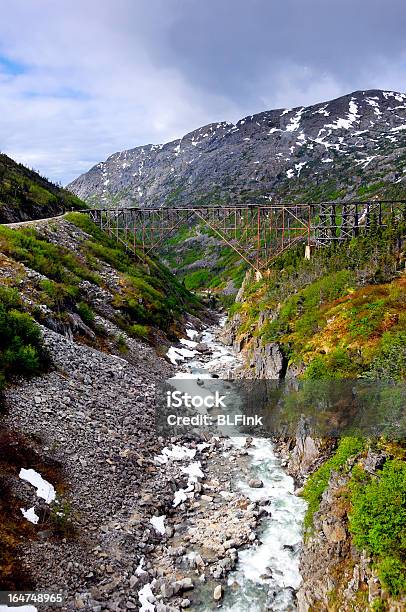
(366, 97), (382, 117)
(19, 468), (56, 503)
(150, 515), (166, 535)
(155, 445), (197, 464)
(186, 327), (199, 340)
(20, 506), (39, 524)
(173, 488), (189, 508)
(138, 582), (155, 612)
(313, 104), (330, 117)
(181, 461), (204, 484)
(136, 556), (147, 576)
(391, 124), (406, 132)
(325, 98), (359, 130)
(180, 338), (198, 349)
(295, 161), (307, 176)
(167, 346), (196, 365)
(285, 108), (304, 132)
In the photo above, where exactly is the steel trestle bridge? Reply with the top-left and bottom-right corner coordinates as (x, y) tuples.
(83, 200), (406, 274)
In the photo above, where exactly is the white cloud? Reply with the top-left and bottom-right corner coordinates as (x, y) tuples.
(0, 0), (405, 185)
(0, 0), (242, 183)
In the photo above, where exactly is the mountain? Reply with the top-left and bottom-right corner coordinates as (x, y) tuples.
(0, 153), (85, 223)
(68, 89), (406, 208)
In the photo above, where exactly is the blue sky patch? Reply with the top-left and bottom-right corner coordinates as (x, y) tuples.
(0, 54), (26, 75)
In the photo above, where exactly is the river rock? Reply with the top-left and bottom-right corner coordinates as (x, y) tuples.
(160, 582), (174, 598)
(180, 599), (191, 608)
(195, 343), (210, 353)
(177, 577), (194, 591)
(248, 478), (264, 488)
(213, 585), (223, 600)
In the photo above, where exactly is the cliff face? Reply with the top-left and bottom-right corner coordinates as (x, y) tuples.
(275, 431), (403, 612)
(68, 89), (406, 209)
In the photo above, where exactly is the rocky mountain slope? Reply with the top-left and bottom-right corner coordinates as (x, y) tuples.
(0, 154), (85, 223)
(68, 89), (406, 208)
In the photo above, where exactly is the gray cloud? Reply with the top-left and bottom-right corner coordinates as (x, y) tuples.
(0, 0), (405, 184)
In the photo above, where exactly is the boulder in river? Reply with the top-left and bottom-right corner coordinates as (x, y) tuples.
(248, 478), (264, 488)
(196, 343), (210, 354)
(213, 584), (223, 600)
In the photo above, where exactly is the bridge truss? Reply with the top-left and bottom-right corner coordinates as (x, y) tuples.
(84, 200), (405, 273)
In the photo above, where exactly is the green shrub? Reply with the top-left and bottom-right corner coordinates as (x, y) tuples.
(0, 286), (21, 310)
(349, 459), (406, 569)
(362, 332), (406, 381)
(302, 437), (364, 530)
(304, 348), (361, 379)
(376, 557), (406, 597)
(76, 302), (95, 326)
(117, 334), (128, 353)
(4, 343), (40, 375)
(349, 459), (406, 596)
(182, 269), (212, 290)
(348, 299), (386, 339)
(39, 279), (78, 307)
(228, 302), (243, 317)
(128, 324), (149, 340)
(0, 297), (48, 387)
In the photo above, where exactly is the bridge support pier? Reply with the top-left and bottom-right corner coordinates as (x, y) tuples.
(305, 244), (311, 260)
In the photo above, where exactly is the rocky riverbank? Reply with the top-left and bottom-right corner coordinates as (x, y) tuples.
(1, 310), (269, 612)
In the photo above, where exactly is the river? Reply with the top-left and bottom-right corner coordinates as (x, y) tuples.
(168, 318), (307, 611)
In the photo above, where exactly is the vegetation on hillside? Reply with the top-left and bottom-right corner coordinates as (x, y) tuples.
(302, 437), (365, 530)
(350, 459), (406, 596)
(0, 214), (200, 348)
(0, 153), (85, 223)
(0, 286), (49, 404)
(231, 219), (405, 378)
(161, 221), (247, 297)
(66, 213), (200, 335)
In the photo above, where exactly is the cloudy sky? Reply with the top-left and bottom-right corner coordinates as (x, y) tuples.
(1, 0), (405, 184)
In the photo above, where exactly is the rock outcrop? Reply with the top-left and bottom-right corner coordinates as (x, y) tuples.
(248, 337), (287, 379)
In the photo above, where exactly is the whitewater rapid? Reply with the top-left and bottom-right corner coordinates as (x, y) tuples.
(166, 317), (307, 611)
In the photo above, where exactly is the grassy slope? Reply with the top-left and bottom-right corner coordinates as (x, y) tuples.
(161, 221), (247, 301)
(0, 153), (85, 223)
(0, 213), (200, 344)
